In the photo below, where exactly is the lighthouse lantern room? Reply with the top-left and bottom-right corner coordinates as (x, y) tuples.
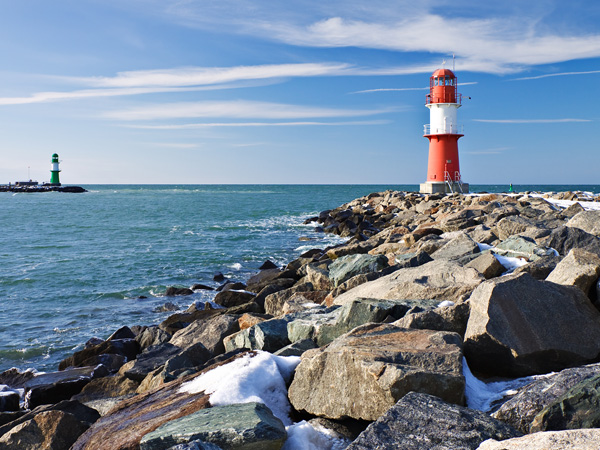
(49, 153), (61, 186)
(420, 68), (469, 194)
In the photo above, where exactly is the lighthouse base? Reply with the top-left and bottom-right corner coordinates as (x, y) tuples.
(420, 181), (469, 194)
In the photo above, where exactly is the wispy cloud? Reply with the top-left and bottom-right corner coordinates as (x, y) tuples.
(352, 81), (478, 94)
(125, 120), (391, 129)
(511, 70), (600, 81)
(105, 100), (395, 121)
(146, 142), (202, 149)
(465, 147), (510, 155)
(473, 118), (592, 124)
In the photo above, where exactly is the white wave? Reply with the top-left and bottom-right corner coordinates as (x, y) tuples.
(228, 262), (242, 270)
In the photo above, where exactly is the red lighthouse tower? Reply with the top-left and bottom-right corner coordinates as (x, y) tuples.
(420, 68), (469, 194)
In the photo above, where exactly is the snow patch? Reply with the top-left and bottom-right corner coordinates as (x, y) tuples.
(463, 357), (536, 412)
(493, 254), (528, 272)
(437, 300), (455, 308)
(282, 421), (350, 450)
(477, 243), (494, 252)
(179, 351), (300, 426)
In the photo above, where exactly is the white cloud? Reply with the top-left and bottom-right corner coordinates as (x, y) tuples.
(105, 100), (395, 121)
(126, 120), (391, 129)
(352, 81), (478, 94)
(473, 118), (592, 124)
(511, 70), (600, 81)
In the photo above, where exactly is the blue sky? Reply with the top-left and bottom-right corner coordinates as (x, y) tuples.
(1, 0), (599, 184)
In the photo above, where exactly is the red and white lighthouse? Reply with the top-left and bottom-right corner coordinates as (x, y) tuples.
(420, 68), (469, 194)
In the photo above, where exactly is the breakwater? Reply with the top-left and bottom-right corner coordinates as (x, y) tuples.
(2, 187), (600, 449)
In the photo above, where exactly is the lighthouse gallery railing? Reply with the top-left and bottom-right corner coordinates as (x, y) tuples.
(423, 124), (464, 135)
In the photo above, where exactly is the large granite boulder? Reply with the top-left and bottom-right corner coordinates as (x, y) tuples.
(264, 282), (313, 316)
(120, 343), (185, 382)
(333, 259), (484, 306)
(394, 300), (471, 336)
(136, 326), (172, 352)
(477, 429), (600, 450)
(464, 273), (600, 377)
(544, 225), (600, 257)
(328, 253), (389, 288)
(530, 373), (600, 432)
(23, 365), (109, 410)
(212, 290), (255, 308)
(431, 232), (480, 261)
(566, 210), (600, 236)
(546, 248), (600, 296)
(0, 410), (90, 450)
(170, 314), (240, 356)
(288, 323), (465, 421)
(494, 235), (556, 261)
(347, 392), (520, 450)
(492, 363), (600, 433)
(139, 402), (286, 450)
(512, 255), (561, 280)
(465, 253), (507, 279)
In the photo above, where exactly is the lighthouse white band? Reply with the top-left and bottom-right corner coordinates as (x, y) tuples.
(426, 103), (462, 135)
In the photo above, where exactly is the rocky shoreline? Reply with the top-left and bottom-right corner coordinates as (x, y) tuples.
(2, 189), (600, 449)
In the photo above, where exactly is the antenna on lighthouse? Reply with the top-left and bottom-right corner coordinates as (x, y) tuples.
(453, 54), (455, 72)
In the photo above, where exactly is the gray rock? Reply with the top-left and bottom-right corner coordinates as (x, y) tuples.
(165, 287), (194, 296)
(139, 403), (286, 450)
(494, 235), (556, 261)
(0, 389), (20, 412)
(333, 259), (484, 307)
(224, 315), (295, 353)
(253, 278), (297, 309)
(546, 248), (600, 296)
(464, 273), (600, 377)
(305, 264), (332, 290)
(264, 282), (313, 316)
(23, 365), (109, 410)
(494, 216), (546, 241)
(0, 410), (90, 450)
(477, 429), (600, 450)
(347, 392), (521, 450)
(286, 307), (341, 346)
(0, 368), (36, 389)
(212, 290), (255, 308)
(273, 338), (318, 357)
(530, 372), (600, 432)
(328, 253), (389, 288)
(566, 210), (600, 236)
(58, 338), (140, 371)
(288, 323), (465, 421)
(544, 225), (600, 257)
(431, 232), (480, 261)
(394, 300), (471, 336)
(492, 362), (600, 433)
(468, 225), (498, 245)
(512, 255), (561, 280)
(170, 314), (240, 356)
(136, 326), (172, 351)
(122, 343), (182, 381)
(466, 253), (507, 279)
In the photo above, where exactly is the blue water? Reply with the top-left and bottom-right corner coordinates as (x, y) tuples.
(1, 184), (599, 373)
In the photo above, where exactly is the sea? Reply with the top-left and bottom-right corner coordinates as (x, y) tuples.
(1, 184), (599, 373)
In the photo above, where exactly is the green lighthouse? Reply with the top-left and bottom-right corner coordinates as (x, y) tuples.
(50, 153), (61, 186)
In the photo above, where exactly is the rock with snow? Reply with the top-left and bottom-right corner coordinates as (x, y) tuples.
(465, 253), (506, 279)
(494, 235), (555, 261)
(545, 248), (600, 296)
(170, 314), (240, 356)
(566, 210), (600, 236)
(477, 429), (600, 450)
(288, 323), (465, 421)
(464, 273), (600, 377)
(0, 410), (90, 450)
(333, 259), (484, 307)
(139, 402), (286, 450)
(347, 392), (520, 450)
(492, 363), (600, 433)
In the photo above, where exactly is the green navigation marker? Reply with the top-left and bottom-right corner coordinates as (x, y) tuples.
(50, 153), (61, 186)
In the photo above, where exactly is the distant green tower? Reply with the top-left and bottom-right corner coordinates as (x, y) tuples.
(50, 153), (61, 186)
